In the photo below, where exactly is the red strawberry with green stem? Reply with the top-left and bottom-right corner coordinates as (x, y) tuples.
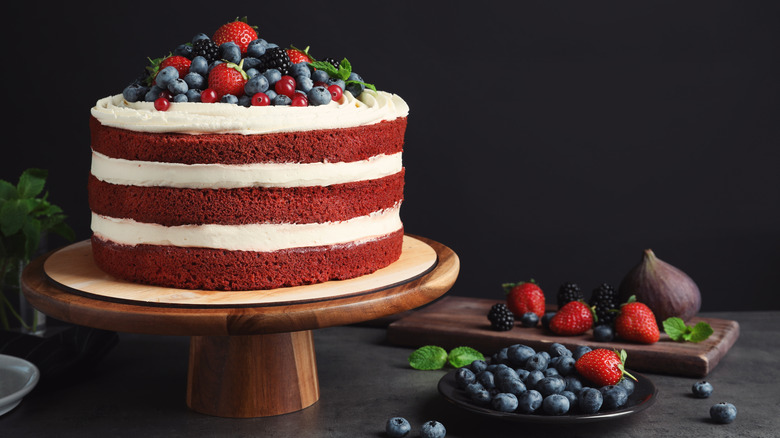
(575, 348), (636, 387)
(615, 295), (661, 344)
(287, 45), (313, 64)
(207, 60), (248, 98)
(213, 17), (258, 54)
(502, 279), (546, 319)
(145, 54), (191, 86)
(548, 300), (595, 335)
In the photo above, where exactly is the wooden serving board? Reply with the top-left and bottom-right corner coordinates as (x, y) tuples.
(387, 296), (740, 377)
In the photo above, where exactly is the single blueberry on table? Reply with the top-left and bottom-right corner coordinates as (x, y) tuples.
(579, 387), (603, 414)
(692, 380), (713, 398)
(516, 390), (543, 414)
(385, 417), (411, 438)
(419, 420), (446, 438)
(541, 312), (556, 329)
(542, 393), (570, 415)
(593, 324), (614, 342)
(710, 402), (737, 424)
(520, 312), (539, 327)
(491, 392), (519, 413)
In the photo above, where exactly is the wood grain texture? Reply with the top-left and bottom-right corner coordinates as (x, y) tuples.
(186, 331), (319, 418)
(21, 235), (459, 336)
(386, 296), (740, 377)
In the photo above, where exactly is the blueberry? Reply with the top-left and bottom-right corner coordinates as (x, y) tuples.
(541, 312), (556, 330)
(537, 376), (566, 397)
(455, 367), (476, 389)
(219, 42), (241, 64)
(173, 94), (188, 103)
(296, 76), (314, 93)
(572, 345), (592, 360)
(246, 39), (268, 58)
(593, 325), (614, 342)
(549, 343), (572, 358)
(419, 420), (446, 438)
(564, 375), (583, 393)
(555, 356), (577, 376)
(515, 368), (530, 381)
(494, 366), (518, 383)
(245, 68), (260, 79)
(469, 360), (488, 374)
(186, 89), (202, 102)
(238, 95), (252, 107)
(492, 348), (509, 365)
(155, 66), (179, 89)
(499, 378), (527, 396)
(144, 85), (162, 102)
(307, 86), (332, 106)
(167, 78), (188, 95)
(543, 367), (559, 377)
(519, 312), (539, 327)
(191, 33), (209, 44)
(524, 353), (548, 371)
(263, 68), (282, 86)
(542, 394), (570, 415)
(190, 56), (209, 76)
(710, 402), (737, 424)
(599, 385), (628, 410)
(476, 371), (496, 390)
(692, 380), (713, 398)
(311, 69), (330, 83)
(578, 387), (603, 414)
(345, 72), (364, 96)
(465, 382), (491, 405)
(245, 75), (270, 96)
(265, 89), (278, 101)
(327, 77), (346, 92)
(516, 390), (543, 414)
(183, 72), (205, 90)
(507, 344), (536, 367)
(491, 393), (519, 413)
(561, 390), (578, 407)
(290, 62), (311, 78)
(221, 94), (239, 104)
(122, 83), (147, 102)
(174, 43), (193, 58)
(272, 94), (291, 106)
(385, 417), (411, 438)
(525, 370), (545, 390)
(242, 57), (262, 70)
(617, 377), (635, 396)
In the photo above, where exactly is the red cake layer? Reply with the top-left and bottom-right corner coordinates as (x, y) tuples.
(88, 171), (404, 226)
(91, 229), (404, 291)
(89, 116), (407, 165)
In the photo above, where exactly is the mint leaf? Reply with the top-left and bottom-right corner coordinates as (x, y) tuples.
(447, 346), (484, 368)
(688, 321), (714, 343)
(408, 345), (448, 370)
(17, 168), (47, 199)
(662, 317), (688, 341)
(337, 58), (352, 81)
(308, 61), (338, 76)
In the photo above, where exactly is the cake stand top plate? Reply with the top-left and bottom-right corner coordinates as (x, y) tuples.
(22, 235), (459, 336)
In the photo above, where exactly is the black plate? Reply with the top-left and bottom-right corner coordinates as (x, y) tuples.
(438, 369), (658, 423)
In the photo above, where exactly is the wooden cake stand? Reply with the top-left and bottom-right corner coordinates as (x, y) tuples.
(21, 235), (459, 418)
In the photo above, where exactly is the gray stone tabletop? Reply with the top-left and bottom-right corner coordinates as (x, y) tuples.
(2, 310), (778, 437)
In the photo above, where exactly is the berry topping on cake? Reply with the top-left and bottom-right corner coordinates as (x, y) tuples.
(286, 46), (313, 64)
(207, 61), (248, 99)
(212, 17), (258, 54)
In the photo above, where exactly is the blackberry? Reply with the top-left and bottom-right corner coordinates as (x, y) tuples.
(191, 38), (220, 63)
(556, 282), (583, 309)
(589, 283), (619, 326)
(322, 56), (341, 68)
(487, 303), (514, 331)
(258, 47), (292, 75)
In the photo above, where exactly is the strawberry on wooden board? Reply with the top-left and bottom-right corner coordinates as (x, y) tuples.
(287, 46), (313, 64)
(502, 280), (546, 318)
(548, 300), (594, 335)
(207, 61), (248, 98)
(575, 348), (636, 387)
(213, 17), (258, 54)
(615, 296), (661, 344)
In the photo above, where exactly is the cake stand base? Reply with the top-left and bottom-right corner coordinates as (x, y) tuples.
(21, 235), (459, 418)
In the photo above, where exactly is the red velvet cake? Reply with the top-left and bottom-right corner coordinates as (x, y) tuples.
(88, 21), (409, 291)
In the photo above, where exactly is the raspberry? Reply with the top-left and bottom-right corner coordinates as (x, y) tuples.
(487, 303), (514, 331)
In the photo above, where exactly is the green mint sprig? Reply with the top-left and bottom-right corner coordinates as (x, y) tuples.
(308, 58), (377, 92)
(663, 317), (713, 343)
(408, 345), (484, 370)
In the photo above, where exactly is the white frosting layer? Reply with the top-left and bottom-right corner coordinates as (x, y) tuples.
(91, 90), (409, 135)
(91, 207), (402, 252)
(91, 150), (402, 189)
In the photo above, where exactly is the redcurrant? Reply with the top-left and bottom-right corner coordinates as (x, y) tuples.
(201, 89), (219, 103)
(154, 97), (170, 111)
(291, 94), (309, 107)
(328, 84), (343, 101)
(275, 77), (296, 97)
(251, 92), (270, 106)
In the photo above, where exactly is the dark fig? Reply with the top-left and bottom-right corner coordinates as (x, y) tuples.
(618, 249), (701, 327)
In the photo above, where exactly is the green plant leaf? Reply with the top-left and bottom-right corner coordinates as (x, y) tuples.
(337, 58), (352, 81)
(663, 317), (713, 343)
(688, 321), (714, 343)
(662, 317), (688, 341)
(408, 345), (448, 370)
(17, 168), (47, 199)
(447, 346), (484, 368)
(0, 180), (16, 201)
(0, 199), (31, 236)
(307, 61), (338, 76)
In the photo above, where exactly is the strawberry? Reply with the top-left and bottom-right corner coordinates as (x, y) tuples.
(287, 45), (313, 64)
(502, 280), (546, 318)
(145, 55), (191, 86)
(615, 296), (660, 344)
(575, 348), (636, 387)
(548, 300), (594, 335)
(213, 17), (258, 54)
(207, 60), (248, 98)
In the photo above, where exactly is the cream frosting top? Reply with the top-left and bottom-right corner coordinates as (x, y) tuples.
(91, 89), (409, 135)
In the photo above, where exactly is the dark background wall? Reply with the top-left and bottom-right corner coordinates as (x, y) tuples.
(3, 1), (778, 310)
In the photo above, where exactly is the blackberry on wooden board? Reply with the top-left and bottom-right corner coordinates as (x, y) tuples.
(589, 283), (619, 326)
(487, 303), (515, 331)
(556, 282), (584, 309)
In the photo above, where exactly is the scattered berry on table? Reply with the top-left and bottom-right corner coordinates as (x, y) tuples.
(385, 417), (411, 438)
(593, 324), (614, 342)
(692, 380), (713, 398)
(589, 283), (620, 327)
(710, 402), (737, 424)
(503, 279), (546, 319)
(419, 420), (446, 438)
(487, 303), (514, 331)
(614, 296), (660, 344)
(549, 300), (594, 335)
(556, 282), (584, 309)
(541, 311), (556, 330)
(520, 312), (539, 327)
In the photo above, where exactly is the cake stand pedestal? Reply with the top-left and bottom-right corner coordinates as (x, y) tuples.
(21, 235), (458, 418)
